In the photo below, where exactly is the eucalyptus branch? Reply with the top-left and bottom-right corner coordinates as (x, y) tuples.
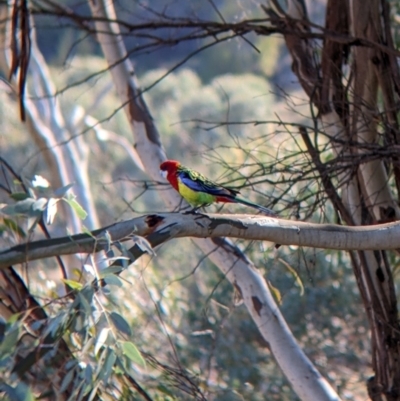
(2, 212), (400, 269)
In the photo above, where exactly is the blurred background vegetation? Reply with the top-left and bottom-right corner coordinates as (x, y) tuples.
(0, 0), (376, 399)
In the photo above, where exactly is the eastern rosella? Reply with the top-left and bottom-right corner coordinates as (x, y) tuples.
(160, 160), (276, 216)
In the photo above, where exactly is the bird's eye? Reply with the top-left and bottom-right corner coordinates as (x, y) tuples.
(160, 170), (168, 178)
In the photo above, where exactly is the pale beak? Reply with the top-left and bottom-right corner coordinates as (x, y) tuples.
(160, 170), (168, 179)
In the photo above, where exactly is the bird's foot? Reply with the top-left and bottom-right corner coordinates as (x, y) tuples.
(183, 207), (203, 215)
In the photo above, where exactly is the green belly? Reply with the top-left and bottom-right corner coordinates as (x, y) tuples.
(178, 181), (216, 207)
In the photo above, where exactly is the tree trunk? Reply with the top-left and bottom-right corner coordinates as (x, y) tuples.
(265, 0), (400, 398)
(0, 1), (99, 233)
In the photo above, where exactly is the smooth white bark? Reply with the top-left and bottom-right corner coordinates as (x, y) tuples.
(0, 3), (99, 232)
(350, 0), (400, 221)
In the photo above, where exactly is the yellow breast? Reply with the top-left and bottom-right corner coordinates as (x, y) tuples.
(177, 179), (215, 207)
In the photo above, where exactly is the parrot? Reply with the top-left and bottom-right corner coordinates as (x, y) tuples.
(160, 160), (277, 216)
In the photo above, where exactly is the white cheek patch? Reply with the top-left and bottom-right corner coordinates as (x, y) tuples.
(160, 170), (168, 178)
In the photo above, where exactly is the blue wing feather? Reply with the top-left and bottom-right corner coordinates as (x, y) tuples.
(177, 170), (238, 197)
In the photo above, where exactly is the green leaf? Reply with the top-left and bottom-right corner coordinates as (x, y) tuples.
(2, 198), (49, 222)
(87, 384), (101, 401)
(95, 328), (110, 356)
(103, 275), (123, 288)
(157, 384), (175, 397)
(109, 312), (131, 337)
(100, 266), (125, 277)
(132, 235), (155, 256)
(114, 357), (126, 374)
(122, 341), (146, 368)
(106, 248), (115, 259)
(13, 199), (36, 214)
(63, 279), (83, 290)
(71, 313), (85, 333)
(80, 286), (95, 305)
(267, 280), (282, 304)
(2, 217), (26, 238)
(0, 326), (20, 358)
(31, 198), (48, 212)
(64, 196), (87, 220)
(1, 382), (36, 401)
(53, 183), (74, 198)
(65, 360), (78, 371)
(278, 258), (304, 296)
(97, 348), (116, 384)
(16, 383), (35, 401)
(1, 199), (34, 216)
(42, 313), (67, 340)
(44, 198), (58, 225)
(104, 230), (112, 250)
(84, 363), (93, 384)
(77, 292), (92, 317)
(82, 225), (95, 239)
(0, 383), (19, 401)
(7, 313), (21, 324)
(60, 367), (75, 393)
(9, 192), (30, 201)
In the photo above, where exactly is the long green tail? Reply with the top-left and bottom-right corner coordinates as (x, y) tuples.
(233, 196), (277, 217)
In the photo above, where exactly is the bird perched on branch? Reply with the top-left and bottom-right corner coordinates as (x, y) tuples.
(160, 160), (276, 216)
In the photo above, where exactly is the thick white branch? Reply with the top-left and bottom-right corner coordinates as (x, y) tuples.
(3, 212), (400, 268)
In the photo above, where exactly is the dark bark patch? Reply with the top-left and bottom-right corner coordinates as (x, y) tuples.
(379, 206), (396, 223)
(252, 296), (263, 316)
(145, 214), (164, 228)
(376, 266), (385, 283)
(127, 85), (162, 146)
(211, 237), (247, 261)
(234, 281), (243, 299)
(209, 217), (248, 231)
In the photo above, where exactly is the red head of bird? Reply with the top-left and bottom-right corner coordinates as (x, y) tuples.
(160, 160), (181, 190)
